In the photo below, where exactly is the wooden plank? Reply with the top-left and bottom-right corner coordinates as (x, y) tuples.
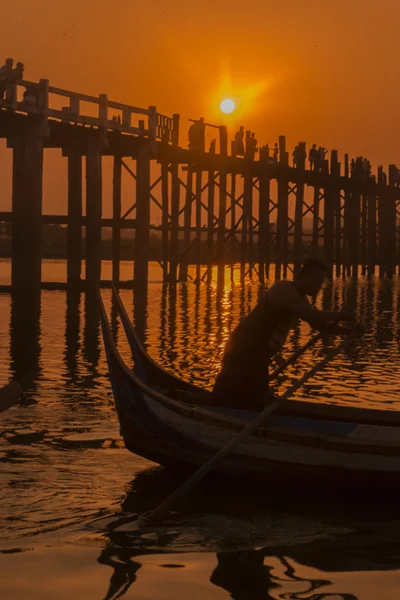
(67, 152), (82, 287)
(85, 139), (102, 288)
(161, 161), (169, 282)
(112, 156), (122, 284)
(11, 127), (44, 291)
(134, 144), (151, 285)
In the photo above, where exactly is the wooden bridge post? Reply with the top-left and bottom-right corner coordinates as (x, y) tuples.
(195, 169), (203, 282)
(367, 184), (376, 277)
(207, 154), (215, 283)
(343, 154), (351, 276)
(112, 155), (122, 285)
(217, 126), (228, 285)
(349, 179), (361, 277)
(241, 168), (253, 279)
(161, 160), (169, 282)
(276, 136), (289, 280)
(293, 142), (306, 277)
(387, 172), (397, 277)
(179, 166), (193, 281)
(85, 138), (103, 288)
(66, 151), (83, 288)
(334, 159), (343, 278)
(312, 186), (320, 257)
(323, 150), (337, 277)
(169, 114), (180, 283)
(230, 174), (237, 260)
(10, 126), (44, 292)
(258, 147), (270, 283)
(361, 191), (367, 275)
(134, 143), (151, 286)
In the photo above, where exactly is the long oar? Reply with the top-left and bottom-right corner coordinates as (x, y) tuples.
(269, 332), (323, 381)
(269, 325), (357, 382)
(142, 331), (359, 527)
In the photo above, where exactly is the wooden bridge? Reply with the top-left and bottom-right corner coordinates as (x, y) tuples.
(1, 76), (400, 292)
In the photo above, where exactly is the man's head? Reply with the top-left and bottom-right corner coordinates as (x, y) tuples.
(296, 259), (327, 295)
(5, 58), (13, 68)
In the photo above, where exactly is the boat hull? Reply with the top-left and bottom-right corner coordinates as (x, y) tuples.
(100, 289), (400, 484)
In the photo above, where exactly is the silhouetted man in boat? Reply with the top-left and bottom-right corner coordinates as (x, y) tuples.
(211, 259), (355, 412)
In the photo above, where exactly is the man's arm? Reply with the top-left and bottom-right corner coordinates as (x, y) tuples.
(267, 281), (354, 330)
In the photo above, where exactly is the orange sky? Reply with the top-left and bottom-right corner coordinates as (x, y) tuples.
(1, 0), (400, 215)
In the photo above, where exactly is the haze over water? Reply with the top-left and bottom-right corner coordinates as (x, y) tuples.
(2, 260), (400, 599)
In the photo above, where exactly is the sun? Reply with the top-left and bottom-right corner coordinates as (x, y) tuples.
(220, 98), (235, 114)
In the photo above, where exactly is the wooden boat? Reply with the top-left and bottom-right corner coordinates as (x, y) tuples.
(99, 290), (400, 483)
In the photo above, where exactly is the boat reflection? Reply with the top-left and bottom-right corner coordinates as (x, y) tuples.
(96, 467), (400, 600)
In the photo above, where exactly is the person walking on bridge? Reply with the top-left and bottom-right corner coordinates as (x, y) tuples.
(0, 58), (14, 100)
(211, 259), (356, 412)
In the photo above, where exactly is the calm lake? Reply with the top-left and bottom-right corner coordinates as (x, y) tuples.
(1, 260), (400, 599)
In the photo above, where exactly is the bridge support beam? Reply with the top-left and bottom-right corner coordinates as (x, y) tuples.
(134, 143), (151, 286)
(85, 139), (103, 288)
(112, 156), (122, 285)
(67, 151), (83, 288)
(11, 127), (44, 292)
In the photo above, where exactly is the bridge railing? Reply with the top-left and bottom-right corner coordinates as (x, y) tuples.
(0, 79), (175, 149)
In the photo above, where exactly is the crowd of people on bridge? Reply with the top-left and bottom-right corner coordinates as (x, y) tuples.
(186, 118), (383, 184)
(0, 58), (24, 100)
(308, 145), (328, 171)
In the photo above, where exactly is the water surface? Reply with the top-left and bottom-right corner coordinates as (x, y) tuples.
(1, 261), (400, 599)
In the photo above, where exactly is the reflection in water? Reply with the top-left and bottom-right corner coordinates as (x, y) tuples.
(133, 284), (148, 343)
(95, 468), (400, 600)
(98, 548), (142, 600)
(83, 290), (101, 371)
(64, 290), (81, 383)
(9, 290), (41, 392)
(210, 550), (277, 599)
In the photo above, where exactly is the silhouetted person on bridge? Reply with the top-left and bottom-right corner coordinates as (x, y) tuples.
(233, 126), (245, 157)
(188, 117), (205, 153)
(245, 131), (258, 160)
(12, 62), (24, 81)
(0, 58), (14, 100)
(273, 142), (279, 163)
(308, 144), (318, 170)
